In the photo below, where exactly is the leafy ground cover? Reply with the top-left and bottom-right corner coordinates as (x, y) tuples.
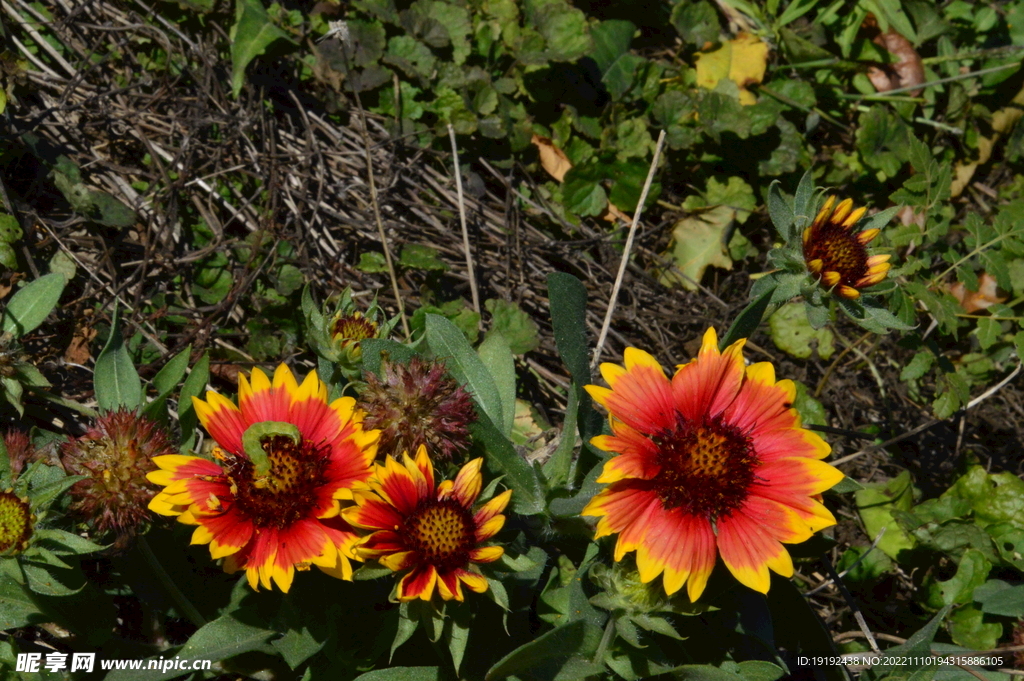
(2, 0), (1024, 679)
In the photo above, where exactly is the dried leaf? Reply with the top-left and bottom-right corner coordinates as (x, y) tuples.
(64, 325), (96, 364)
(659, 205), (735, 290)
(951, 85), (1024, 197)
(694, 32), (768, 106)
(865, 26), (925, 96)
(531, 135), (572, 182)
(948, 272), (1007, 314)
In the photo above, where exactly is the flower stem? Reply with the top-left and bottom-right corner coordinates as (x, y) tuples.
(138, 535), (207, 628)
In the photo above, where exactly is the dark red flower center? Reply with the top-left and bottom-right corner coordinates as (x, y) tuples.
(804, 222), (869, 287)
(651, 417), (759, 519)
(332, 314), (377, 343)
(226, 435), (328, 529)
(400, 498), (474, 572)
(0, 491), (32, 553)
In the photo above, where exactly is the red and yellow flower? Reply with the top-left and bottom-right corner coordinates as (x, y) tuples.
(803, 196), (891, 299)
(147, 364), (378, 592)
(344, 447), (510, 602)
(583, 328), (843, 601)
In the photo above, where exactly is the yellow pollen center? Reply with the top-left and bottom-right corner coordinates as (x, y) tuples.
(332, 314), (377, 342)
(653, 418), (759, 519)
(227, 435), (329, 529)
(403, 499), (474, 570)
(0, 491), (32, 553)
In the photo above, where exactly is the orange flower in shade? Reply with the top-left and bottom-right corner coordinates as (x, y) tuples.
(803, 196), (891, 299)
(147, 365), (378, 592)
(582, 328), (844, 601)
(344, 447), (510, 602)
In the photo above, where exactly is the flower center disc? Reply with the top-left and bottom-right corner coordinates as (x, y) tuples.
(402, 499), (474, 571)
(0, 491), (32, 553)
(652, 417), (759, 519)
(804, 223), (869, 286)
(227, 435), (328, 528)
(332, 314), (377, 342)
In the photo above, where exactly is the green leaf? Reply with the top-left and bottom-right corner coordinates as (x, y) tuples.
(151, 346), (191, 398)
(766, 179), (795, 244)
(33, 529), (105, 556)
(478, 331), (516, 437)
(562, 175), (608, 216)
(384, 35), (437, 79)
(358, 251), (389, 273)
(589, 20), (643, 100)
(768, 302), (835, 359)
(178, 352), (210, 453)
(471, 409), (545, 516)
(948, 603), (1002, 651)
(0, 574), (41, 630)
(547, 273), (590, 386)
(485, 299), (540, 354)
(425, 314), (504, 427)
(855, 470), (917, 559)
(719, 285), (774, 349)
(2, 272), (65, 337)
(361, 338), (417, 378)
(973, 579), (1024, 617)
(949, 466), (1024, 527)
(548, 453), (607, 517)
(528, 0), (592, 62)
(28, 475), (85, 512)
(485, 619), (605, 681)
(792, 380), (826, 427)
(447, 607), (471, 673)
(868, 607), (950, 678)
(542, 385), (577, 487)
(93, 307), (143, 412)
(399, 243), (447, 271)
(670, 0), (719, 47)
(106, 612), (276, 681)
(975, 317), (1001, 350)
(353, 669), (442, 681)
(229, 0), (295, 98)
(21, 562), (84, 596)
(0, 213), (23, 244)
(272, 626), (325, 670)
(932, 548), (991, 606)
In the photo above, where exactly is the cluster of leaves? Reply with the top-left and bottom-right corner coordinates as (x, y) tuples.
(850, 465), (1024, 661)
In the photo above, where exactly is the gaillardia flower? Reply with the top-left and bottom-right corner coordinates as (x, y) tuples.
(147, 364), (379, 592)
(0, 489), (32, 554)
(803, 196), (891, 299)
(358, 357), (476, 461)
(344, 447), (510, 602)
(582, 328), (843, 601)
(60, 411), (175, 548)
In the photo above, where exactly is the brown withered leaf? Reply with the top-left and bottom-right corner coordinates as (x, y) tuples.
(863, 18), (924, 97)
(64, 325), (96, 364)
(531, 135), (572, 183)
(948, 272), (1007, 314)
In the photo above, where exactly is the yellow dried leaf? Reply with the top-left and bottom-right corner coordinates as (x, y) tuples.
(531, 134), (572, 182)
(694, 32), (768, 106)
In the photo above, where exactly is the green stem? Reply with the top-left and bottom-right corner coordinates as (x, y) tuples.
(138, 535), (207, 628)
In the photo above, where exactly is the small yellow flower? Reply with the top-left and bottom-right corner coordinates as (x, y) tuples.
(803, 197), (891, 299)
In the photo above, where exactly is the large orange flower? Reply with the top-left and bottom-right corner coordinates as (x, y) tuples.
(803, 196), (891, 299)
(583, 328), (843, 601)
(344, 447), (510, 602)
(147, 364), (378, 592)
